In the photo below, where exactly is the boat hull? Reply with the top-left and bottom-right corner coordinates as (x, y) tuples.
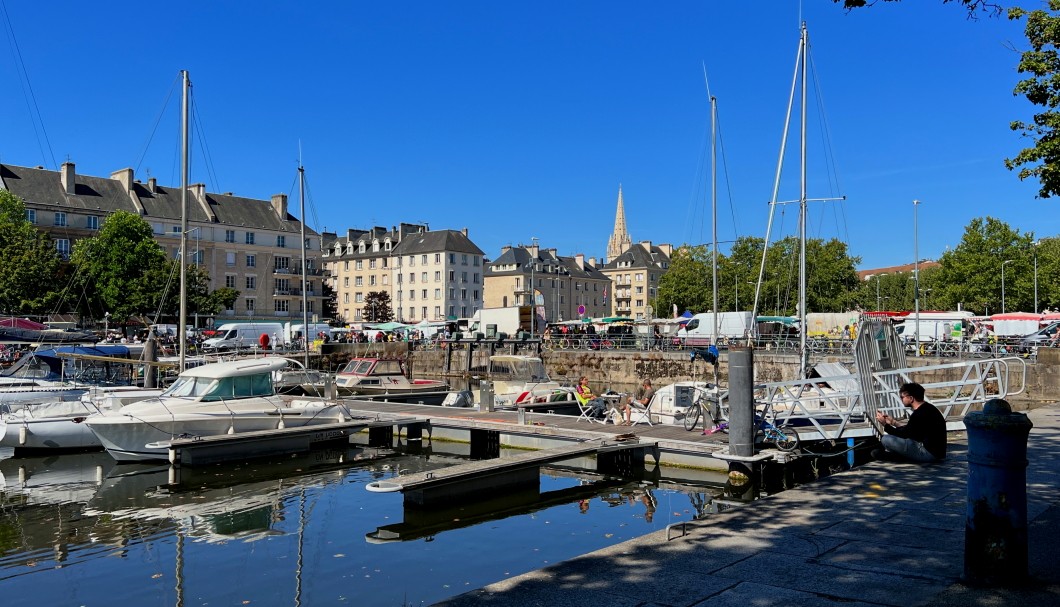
(0, 417), (100, 451)
(85, 404), (351, 462)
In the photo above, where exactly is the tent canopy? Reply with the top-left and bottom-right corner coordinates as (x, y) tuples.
(364, 321), (409, 331)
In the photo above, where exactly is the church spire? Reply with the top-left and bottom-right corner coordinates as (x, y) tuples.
(606, 184), (632, 261)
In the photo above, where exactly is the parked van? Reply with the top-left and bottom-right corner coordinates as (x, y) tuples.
(676, 312), (753, 346)
(893, 311), (973, 342)
(202, 322), (284, 351)
(284, 322), (332, 346)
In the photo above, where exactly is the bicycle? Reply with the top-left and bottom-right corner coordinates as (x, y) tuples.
(682, 385), (718, 432)
(695, 400), (800, 452)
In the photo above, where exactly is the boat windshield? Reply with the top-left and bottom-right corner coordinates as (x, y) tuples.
(521, 359), (549, 381)
(340, 360), (373, 375)
(161, 372), (274, 400)
(372, 360), (403, 375)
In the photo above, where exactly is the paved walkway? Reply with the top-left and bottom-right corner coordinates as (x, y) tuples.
(436, 404), (1060, 607)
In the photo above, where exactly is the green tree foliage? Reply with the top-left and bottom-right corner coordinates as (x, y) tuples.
(364, 291), (393, 322)
(1006, 2), (1060, 198)
(934, 217), (1035, 314)
(834, 1), (1001, 15)
(655, 245), (711, 316)
(0, 191), (63, 314)
(71, 211), (175, 323)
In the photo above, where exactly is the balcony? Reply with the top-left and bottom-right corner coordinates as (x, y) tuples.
(273, 267), (292, 274)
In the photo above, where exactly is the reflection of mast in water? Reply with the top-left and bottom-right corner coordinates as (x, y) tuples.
(175, 530), (184, 607)
(295, 488), (306, 607)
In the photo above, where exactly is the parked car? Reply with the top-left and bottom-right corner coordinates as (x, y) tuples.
(1019, 321), (1060, 350)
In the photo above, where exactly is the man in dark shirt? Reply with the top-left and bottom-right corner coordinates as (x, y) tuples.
(874, 382), (947, 462)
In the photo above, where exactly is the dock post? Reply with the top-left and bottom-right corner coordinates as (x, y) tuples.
(144, 337), (158, 388)
(469, 428), (500, 459)
(726, 345), (757, 501)
(480, 380), (494, 412)
(963, 398), (1033, 585)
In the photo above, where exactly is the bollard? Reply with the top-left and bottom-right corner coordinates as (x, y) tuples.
(963, 398), (1033, 585)
(480, 380), (494, 413)
(727, 346), (755, 457)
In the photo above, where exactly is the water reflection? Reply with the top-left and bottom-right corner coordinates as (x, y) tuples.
(1, 445), (727, 606)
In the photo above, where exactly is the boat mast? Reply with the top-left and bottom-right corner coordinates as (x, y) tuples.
(711, 93), (719, 351)
(178, 70), (190, 372)
(299, 163), (310, 369)
(798, 23), (809, 379)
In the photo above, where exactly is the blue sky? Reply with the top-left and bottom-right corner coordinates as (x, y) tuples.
(0, 1), (1049, 269)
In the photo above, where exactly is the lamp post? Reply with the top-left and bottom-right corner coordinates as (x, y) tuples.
(529, 237), (538, 338)
(1002, 259), (1014, 314)
(1034, 241), (1040, 313)
(913, 199), (921, 353)
(876, 275), (882, 311)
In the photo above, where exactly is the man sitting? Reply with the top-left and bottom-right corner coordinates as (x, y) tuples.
(874, 382), (947, 462)
(620, 378), (655, 425)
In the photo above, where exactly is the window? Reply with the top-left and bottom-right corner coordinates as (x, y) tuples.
(473, 290), (479, 300)
(245, 298), (255, 312)
(461, 272), (468, 283)
(449, 288), (455, 299)
(449, 253), (455, 263)
(354, 309), (362, 321)
(434, 288), (441, 299)
(355, 277), (363, 287)
(276, 257), (290, 271)
(246, 232), (255, 245)
(409, 256), (415, 267)
(421, 254), (428, 264)
(25, 209), (36, 223)
(408, 308), (414, 319)
(343, 293), (349, 304)
(54, 212), (67, 227)
(474, 257), (480, 267)
(435, 271), (441, 282)
(246, 276), (256, 289)
(636, 273), (644, 282)
(369, 259), (377, 269)
(55, 239), (70, 259)
(246, 254), (256, 267)
(372, 240), (379, 252)
(462, 254), (468, 265)
(434, 306), (441, 318)
(636, 286), (644, 294)
(421, 306), (428, 319)
(473, 273), (479, 284)
(225, 252), (236, 266)
(421, 289), (428, 299)
(448, 271), (455, 282)
(435, 253), (441, 263)
(172, 226), (181, 234)
(421, 272), (428, 283)
(344, 261), (349, 271)
(461, 305), (467, 317)
(358, 242), (366, 253)
(225, 230), (235, 243)
(369, 275), (376, 286)
(410, 290), (416, 301)
(277, 235), (286, 248)
(382, 275), (389, 286)
(355, 293), (364, 303)
(225, 275), (236, 288)
(382, 258), (389, 268)
(410, 273), (416, 284)
(461, 288), (467, 300)
(355, 260), (363, 270)
(87, 215), (100, 230)
(275, 300), (289, 312)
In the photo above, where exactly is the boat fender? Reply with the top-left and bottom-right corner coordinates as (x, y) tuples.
(365, 480), (402, 493)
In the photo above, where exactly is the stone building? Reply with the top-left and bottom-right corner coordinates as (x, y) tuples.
(0, 162), (325, 324)
(484, 244), (611, 323)
(321, 224), (485, 323)
(599, 241), (673, 321)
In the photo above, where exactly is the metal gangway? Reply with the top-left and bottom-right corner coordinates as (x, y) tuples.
(717, 318), (1027, 443)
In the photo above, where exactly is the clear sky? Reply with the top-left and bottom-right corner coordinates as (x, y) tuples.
(0, 1), (1050, 270)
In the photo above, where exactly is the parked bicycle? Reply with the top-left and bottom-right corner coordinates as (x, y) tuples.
(690, 398), (800, 452)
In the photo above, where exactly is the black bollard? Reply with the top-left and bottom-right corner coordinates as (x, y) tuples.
(963, 398), (1033, 585)
(726, 346), (757, 501)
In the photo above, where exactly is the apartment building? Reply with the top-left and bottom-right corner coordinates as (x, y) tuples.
(599, 241), (672, 320)
(0, 162), (325, 323)
(321, 224), (486, 323)
(484, 244), (611, 322)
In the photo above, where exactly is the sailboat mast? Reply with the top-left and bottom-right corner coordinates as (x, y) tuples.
(299, 165), (310, 369)
(711, 94), (719, 347)
(798, 23), (809, 379)
(797, 22), (805, 379)
(178, 70), (190, 372)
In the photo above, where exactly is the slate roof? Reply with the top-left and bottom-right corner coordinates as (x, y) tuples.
(0, 163), (316, 236)
(391, 230), (484, 256)
(600, 242), (671, 270)
(487, 247), (608, 280)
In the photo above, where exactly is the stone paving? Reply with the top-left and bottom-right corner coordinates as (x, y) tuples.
(436, 405), (1060, 606)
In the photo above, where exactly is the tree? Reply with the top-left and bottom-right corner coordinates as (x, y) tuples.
(834, 0), (1001, 15)
(656, 245), (711, 316)
(934, 217), (1035, 314)
(364, 291), (393, 322)
(1006, 2), (1060, 198)
(71, 211), (174, 324)
(0, 190), (64, 314)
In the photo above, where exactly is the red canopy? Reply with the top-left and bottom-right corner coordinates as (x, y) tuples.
(0, 317), (48, 330)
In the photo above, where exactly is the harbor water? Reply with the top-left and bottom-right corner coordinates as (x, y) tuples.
(0, 443), (726, 606)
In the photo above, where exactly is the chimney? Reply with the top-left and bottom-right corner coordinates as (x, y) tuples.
(659, 243), (673, 257)
(589, 257), (596, 267)
(501, 245), (511, 255)
(271, 193), (288, 218)
(528, 243), (539, 259)
(575, 254), (585, 270)
(110, 168), (134, 192)
(60, 162), (76, 195)
(548, 248), (557, 257)
(641, 240), (653, 252)
(462, 227), (468, 237)
(147, 177), (157, 193)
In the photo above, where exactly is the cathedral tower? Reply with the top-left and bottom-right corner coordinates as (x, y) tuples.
(606, 185), (632, 261)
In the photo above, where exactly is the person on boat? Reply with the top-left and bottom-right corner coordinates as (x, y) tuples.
(575, 376), (608, 419)
(873, 382), (946, 463)
(619, 378), (655, 425)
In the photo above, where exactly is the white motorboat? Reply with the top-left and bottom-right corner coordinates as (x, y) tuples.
(481, 355), (574, 408)
(0, 388), (162, 451)
(0, 345), (140, 410)
(84, 357), (352, 462)
(334, 357), (449, 403)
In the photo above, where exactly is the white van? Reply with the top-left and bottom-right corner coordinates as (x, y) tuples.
(203, 322), (285, 351)
(284, 322), (332, 346)
(894, 311), (973, 343)
(676, 312), (753, 346)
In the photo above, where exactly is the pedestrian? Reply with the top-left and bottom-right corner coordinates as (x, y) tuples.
(620, 378), (655, 425)
(873, 382), (946, 462)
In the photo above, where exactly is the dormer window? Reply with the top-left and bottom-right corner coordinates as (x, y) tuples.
(358, 242), (366, 253)
(373, 239), (380, 252)
(384, 238), (392, 250)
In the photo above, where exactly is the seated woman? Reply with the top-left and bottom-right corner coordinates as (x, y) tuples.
(575, 376), (609, 419)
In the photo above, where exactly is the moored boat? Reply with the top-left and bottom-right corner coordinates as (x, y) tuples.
(334, 357), (448, 402)
(84, 357), (352, 462)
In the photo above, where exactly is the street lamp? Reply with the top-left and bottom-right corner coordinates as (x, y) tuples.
(913, 199), (921, 353)
(529, 237), (538, 338)
(1002, 259), (1014, 314)
(1034, 240), (1040, 313)
(875, 275), (882, 311)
